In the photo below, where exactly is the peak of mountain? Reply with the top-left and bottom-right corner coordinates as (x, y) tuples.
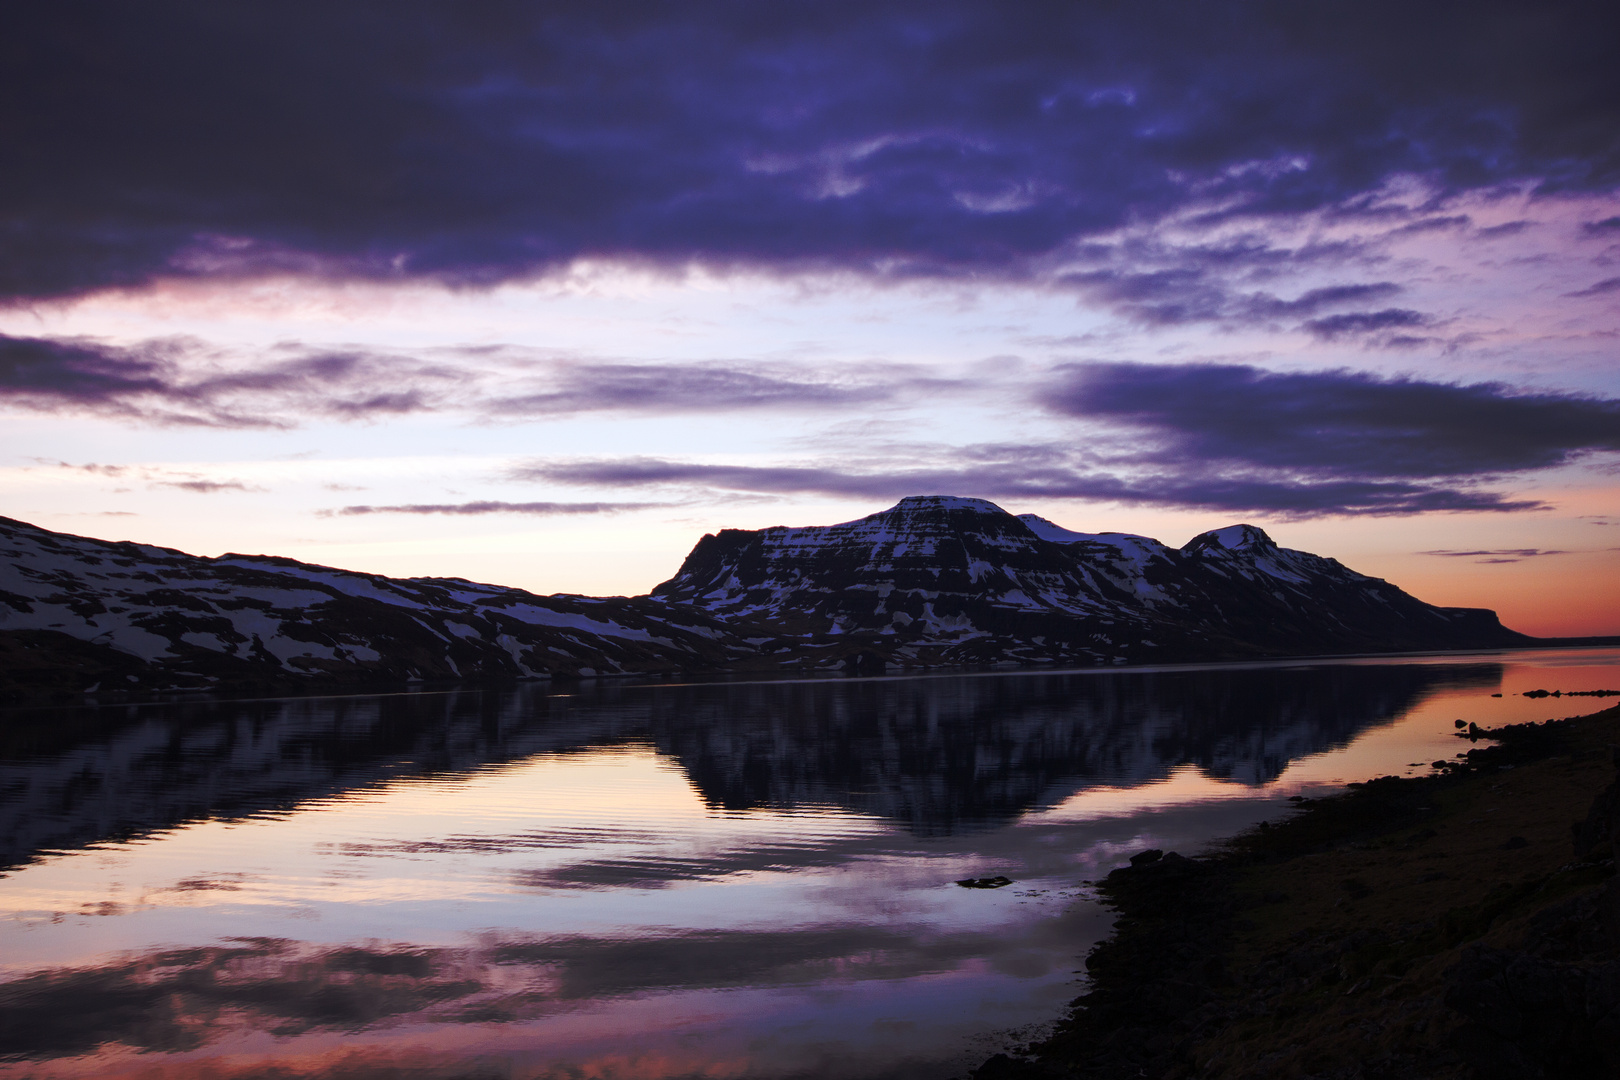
(0, 499), (1531, 699)
(889, 494), (1009, 515)
(759, 495), (1037, 550)
(1185, 523), (1276, 553)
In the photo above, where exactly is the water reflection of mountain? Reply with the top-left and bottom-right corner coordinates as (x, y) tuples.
(0, 662), (1500, 866)
(648, 664), (1500, 835)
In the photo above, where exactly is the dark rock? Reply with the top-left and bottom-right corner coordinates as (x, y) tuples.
(956, 875), (1014, 889)
(969, 1052), (1056, 1079)
(1446, 944), (1618, 1078)
(842, 650), (887, 675)
(1573, 768), (1620, 858)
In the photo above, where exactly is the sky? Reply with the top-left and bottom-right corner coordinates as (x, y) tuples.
(2, 0), (1618, 637)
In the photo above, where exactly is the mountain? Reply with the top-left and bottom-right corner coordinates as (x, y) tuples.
(0, 497), (1527, 698)
(0, 514), (739, 696)
(651, 495), (1525, 669)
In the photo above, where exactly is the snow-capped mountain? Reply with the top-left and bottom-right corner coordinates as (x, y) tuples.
(1, 496), (1527, 698)
(651, 495), (1525, 668)
(0, 515), (740, 696)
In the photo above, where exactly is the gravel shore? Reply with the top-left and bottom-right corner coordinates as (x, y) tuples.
(971, 704), (1620, 1080)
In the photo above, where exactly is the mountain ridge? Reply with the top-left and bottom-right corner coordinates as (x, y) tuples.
(651, 495), (1523, 669)
(0, 496), (1530, 698)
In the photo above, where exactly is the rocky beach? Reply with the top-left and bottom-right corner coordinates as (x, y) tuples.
(975, 701), (1620, 1080)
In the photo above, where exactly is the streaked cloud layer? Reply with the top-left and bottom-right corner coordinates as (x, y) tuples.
(1, 0), (1616, 631)
(5, 1), (1617, 298)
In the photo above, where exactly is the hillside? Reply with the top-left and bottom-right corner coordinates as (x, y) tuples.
(0, 497), (1528, 698)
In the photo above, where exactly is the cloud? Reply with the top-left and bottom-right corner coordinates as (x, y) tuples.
(1040, 362), (1620, 478)
(516, 363), (1620, 516)
(0, 923), (1047, 1060)
(1256, 283), (1405, 316)
(0, 334), (175, 406)
(1302, 308), (1431, 340)
(520, 451), (1541, 516)
(486, 362), (906, 417)
(2, 2), (1617, 300)
(38, 459), (130, 476)
(0, 938), (482, 1057)
(155, 479), (263, 494)
(1566, 276), (1620, 298)
(328, 500), (669, 516)
(1054, 250), (1431, 332)
(44, 459), (265, 494)
(1421, 548), (1573, 563)
(0, 333), (462, 427)
(0, 333), (925, 426)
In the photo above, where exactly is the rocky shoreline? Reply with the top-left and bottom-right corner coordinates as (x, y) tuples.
(971, 704), (1620, 1080)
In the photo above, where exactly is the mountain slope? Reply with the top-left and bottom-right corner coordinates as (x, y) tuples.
(651, 495), (1526, 668)
(0, 497), (1529, 697)
(0, 515), (745, 695)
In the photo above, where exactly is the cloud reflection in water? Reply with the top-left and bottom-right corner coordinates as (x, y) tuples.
(0, 658), (1525, 1078)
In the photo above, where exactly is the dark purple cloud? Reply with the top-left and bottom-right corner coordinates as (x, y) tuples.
(331, 501), (668, 516)
(1059, 268), (1411, 330)
(0, 334), (173, 404)
(1042, 362), (1620, 478)
(2, 1), (1617, 300)
(1302, 308), (1431, 340)
(520, 453), (1538, 516)
(1257, 284), (1405, 316)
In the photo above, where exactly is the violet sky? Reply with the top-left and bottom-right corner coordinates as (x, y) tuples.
(2, 1), (1618, 634)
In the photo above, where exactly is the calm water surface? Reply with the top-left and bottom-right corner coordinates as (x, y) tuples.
(1, 648), (1617, 1080)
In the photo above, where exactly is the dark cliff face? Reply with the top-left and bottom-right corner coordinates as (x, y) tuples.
(651, 495), (1528, 669)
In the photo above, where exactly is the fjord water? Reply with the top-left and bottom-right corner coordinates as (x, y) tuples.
(1, 649), (1617, 1080)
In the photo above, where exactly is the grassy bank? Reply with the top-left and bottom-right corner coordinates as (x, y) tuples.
(973, 705), (1620, 1080)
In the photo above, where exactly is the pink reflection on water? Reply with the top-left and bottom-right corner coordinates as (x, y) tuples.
(2, 649), (1617, 1079)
